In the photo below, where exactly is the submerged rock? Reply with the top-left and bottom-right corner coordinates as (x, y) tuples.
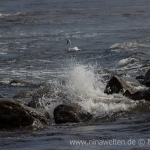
(124, 89), (150, 101)
(135, 75), (144, 84)
(54, 104), (92, 124)
(104, 75), (135, 95)
(28, 84), (66, 108)
(28, 86), (51, 108)
(144, 69), (150, 87)
(13, 90), (34, 99)
(10, 80), (43, 87)
(0, 99), (49, 130)
(0, 94), (5, 98)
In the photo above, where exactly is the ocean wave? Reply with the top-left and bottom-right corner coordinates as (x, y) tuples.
(110, 39), (150, 51)
(116, 52), (150, 75)
(118, 58), (139, 67)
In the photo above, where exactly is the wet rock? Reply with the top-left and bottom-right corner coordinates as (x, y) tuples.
(28, 85), (66, 108)
(104, 75), (136, 95)
(13, 90), (34, 99)
(104, 75), (150, 101)
(0, 94), (5, 98)
(124, 89), (150, 101)
(28, 86), (51, 108)
(10, 80), (44, 87)
(13, 99), (28, 106)
(136, 75), (144, 80)
(54, 104), (92, 124)
(0, 99), (49, 130)
(144, 69), (150, 87)
(135, 75), (144, 84)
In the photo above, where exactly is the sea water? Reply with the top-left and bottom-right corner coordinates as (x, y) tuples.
(1, 0), (150, 149)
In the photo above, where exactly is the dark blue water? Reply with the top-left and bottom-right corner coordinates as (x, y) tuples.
(1, 0), (150, 149)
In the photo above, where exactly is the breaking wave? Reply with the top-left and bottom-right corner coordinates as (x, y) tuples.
(38, 63), (138, 118)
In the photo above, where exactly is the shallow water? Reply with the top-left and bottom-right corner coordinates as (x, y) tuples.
(1, 0), (150, 149)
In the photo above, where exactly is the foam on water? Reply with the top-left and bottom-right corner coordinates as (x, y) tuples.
(0, 13), (11, 17)
(115, 54), (149, 75)
(41, 63), (137, 118)
(0, 12), (28, 18)
(110, 39), (150, 51)
(118, 57), (139, 67)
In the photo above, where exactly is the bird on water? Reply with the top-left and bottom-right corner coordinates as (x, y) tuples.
(67, 39), (81, 51)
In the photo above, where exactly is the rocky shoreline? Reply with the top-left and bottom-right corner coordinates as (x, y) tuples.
(0, 98), (49, 130)
(0, 69), (150, 130)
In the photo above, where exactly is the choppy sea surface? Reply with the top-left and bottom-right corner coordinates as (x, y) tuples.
(1, 0), (150, 149)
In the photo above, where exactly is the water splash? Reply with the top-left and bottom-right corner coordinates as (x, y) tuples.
(40, 63), (137, 118)
(66, 64), (105, 101)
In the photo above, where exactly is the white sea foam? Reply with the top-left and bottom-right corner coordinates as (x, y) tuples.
(0, 12), (34, 18)
(83, 33), (102, 38)
(110, 42), (138, 50)
(110, 39), (150, 51)
(118, 57), (139, 67)
(0, 13), (11, 17)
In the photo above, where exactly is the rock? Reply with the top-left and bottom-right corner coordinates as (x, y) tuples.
(0, 94), (5, 98)
(28, 86), (51, 108)
(28, 85), (66, 108)
(13, 90), (34, 99)
(54, 104), (92, 124)
(124, 89), (150, 101)
(10, 80), (44, 87)
(104, 75), (150, 101)
(144, 69), (150, 87)
(136, 75), (144, 80)
(135, 75), (144, 84)
(104, 75), (136, 95)
(0, 99), (49, 130)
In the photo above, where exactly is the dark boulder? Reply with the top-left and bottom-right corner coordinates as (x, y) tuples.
(144, 69), (150, 87)
(124, 89), (150, 101)
(135, 75), (144, 84)
(104, 75), (136, 95)
(13, 90), (34, 99)
(104, 75), (150, 101)
(54, 104), (92, 124)
(0, 94), (5, 98)
(135, 75), (144, 80)
(0, 99), (49, 130)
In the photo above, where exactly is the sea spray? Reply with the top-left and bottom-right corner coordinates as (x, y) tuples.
(65, 64), (137, 117)
(39, 63), (137, 118)
(66, 64), (105, 101)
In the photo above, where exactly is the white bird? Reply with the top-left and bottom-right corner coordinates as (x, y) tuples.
(67, 39), (81, 51)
